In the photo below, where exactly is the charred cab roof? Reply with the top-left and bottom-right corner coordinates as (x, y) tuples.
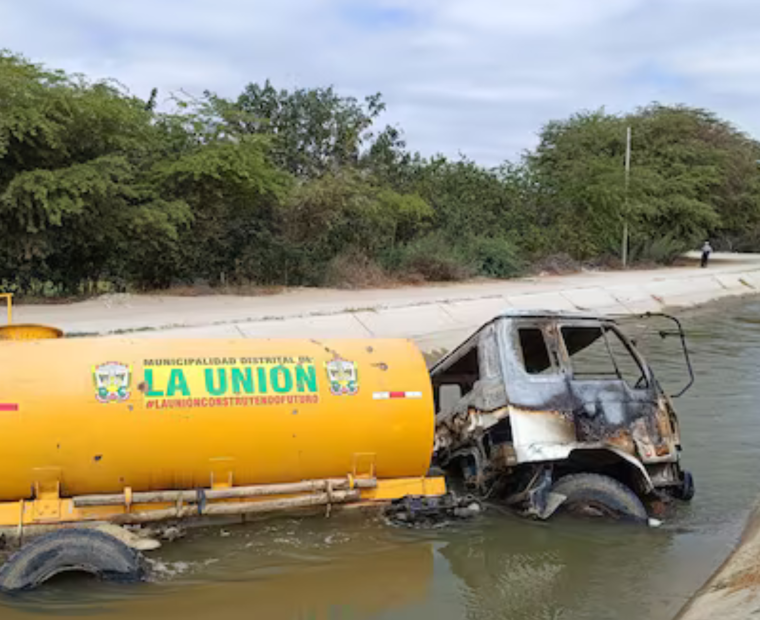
(496, 309), (617, 322)
(429, 310), (618, 373)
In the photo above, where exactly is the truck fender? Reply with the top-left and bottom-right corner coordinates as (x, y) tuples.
(568, 446), (655, 495)
(534, 448), (655, 520)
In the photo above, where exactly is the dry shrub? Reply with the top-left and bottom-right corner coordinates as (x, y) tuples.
(531, 253), (582, 275)
(397, 271), (427, 285)
(582, 254), (622, 271)
(218, 284), (286, 296)
(323, 251), (390, 289)
(404, 254), (472, 282)
(161, 282), (285, 297)
(162, 282), (216, 297)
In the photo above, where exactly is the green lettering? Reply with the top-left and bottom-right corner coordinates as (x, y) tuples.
(231, 367), (254, 394)
(144, 369), (164, 397)
(167, 369), (190, 397)
(270, 366), (293, 394)
(256, 367), (268, 393)
(295, 365), (317, 393)
(205, 368), (227, 396)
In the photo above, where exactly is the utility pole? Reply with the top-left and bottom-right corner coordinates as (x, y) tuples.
(622, 126), (631, 268)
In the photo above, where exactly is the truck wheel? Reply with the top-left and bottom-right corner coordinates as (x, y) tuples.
(551, 473), (648, 523)
(0, 528), (145, 592)
(671, 470), (695, 501)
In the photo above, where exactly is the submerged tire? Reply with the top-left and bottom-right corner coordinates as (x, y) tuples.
(551, 473), (648, 523)
(0, 528), (145, 592)
(671, 470), (695, 502)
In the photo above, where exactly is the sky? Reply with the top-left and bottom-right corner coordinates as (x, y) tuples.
(2, 0), (759, 165)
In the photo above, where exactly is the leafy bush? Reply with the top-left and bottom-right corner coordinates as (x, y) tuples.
(391, 233), (474, 282)
(631, 235), (692, 265)
(462, 236), (524, 278)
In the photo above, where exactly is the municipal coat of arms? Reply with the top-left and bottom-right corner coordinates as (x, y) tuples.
(325, 358), (358, 396)
(93, 362), (132, 404)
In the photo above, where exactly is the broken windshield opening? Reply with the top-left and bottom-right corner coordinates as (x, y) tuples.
(561, 325), (648, 389)
(615, 313), (695, 398)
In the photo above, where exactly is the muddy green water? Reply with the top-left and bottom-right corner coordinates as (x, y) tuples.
(3, 297), (760, 620)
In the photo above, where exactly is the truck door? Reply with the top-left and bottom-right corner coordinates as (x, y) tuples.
(557, 321), (658, 444)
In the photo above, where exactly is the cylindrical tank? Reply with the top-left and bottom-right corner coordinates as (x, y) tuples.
(0, 337), (434, 501)
(0, 324), (63, 340)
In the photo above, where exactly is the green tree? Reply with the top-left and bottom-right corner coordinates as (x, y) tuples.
(280, 171), (433, 284)
(203, 81), (386, 179)
(523, 104), (760, 261)
(156, 136), (292, 285)
(629, 105), (760, 253)
(0, 51), (191, 293)
(6, 49), (760, 296)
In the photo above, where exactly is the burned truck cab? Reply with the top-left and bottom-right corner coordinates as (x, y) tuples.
(431, 311), (694, 522)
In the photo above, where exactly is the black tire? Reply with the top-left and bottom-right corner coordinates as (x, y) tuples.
(671, 470), (695, 501)
(551, 473), (648, 523)
(0, 528), (145, 592)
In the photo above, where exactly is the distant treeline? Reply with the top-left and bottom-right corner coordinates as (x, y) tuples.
(2, 50), (760, 297)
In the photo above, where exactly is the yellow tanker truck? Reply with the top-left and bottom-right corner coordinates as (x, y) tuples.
(0, 298), (696, 591)
(0, 319), (451, 589)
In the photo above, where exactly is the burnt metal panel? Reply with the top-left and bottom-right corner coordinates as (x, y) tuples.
(496, 318), (575, 411)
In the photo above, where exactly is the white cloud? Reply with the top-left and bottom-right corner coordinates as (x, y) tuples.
(3, 0), (760, 165)
(407, 84), (562, 104)
(437, 0), (640, 33)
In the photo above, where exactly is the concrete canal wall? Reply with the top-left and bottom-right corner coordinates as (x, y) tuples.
(13, 253), (760, 355)
(674, 504), (760, 619)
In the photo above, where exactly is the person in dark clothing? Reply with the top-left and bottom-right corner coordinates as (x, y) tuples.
(700, 241), (713, 268)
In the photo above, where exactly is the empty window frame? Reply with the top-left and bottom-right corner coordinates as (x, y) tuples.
(561, 325), (647, 388)
(433, 343), (481, 411)
(518, 327), (555, 375)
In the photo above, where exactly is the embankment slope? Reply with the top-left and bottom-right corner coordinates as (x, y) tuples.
(12, 254), (760, 356)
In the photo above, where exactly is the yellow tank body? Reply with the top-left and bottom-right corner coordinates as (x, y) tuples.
(0, 324), (63, 340)
(0, 337), (435, 501)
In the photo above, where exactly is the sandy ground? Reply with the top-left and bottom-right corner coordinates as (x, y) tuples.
(8, 253), (760, 336)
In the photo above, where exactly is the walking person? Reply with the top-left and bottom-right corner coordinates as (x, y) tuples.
(700, 240), (713, 268)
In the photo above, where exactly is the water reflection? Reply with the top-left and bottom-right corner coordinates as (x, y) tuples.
(3, 515), (435, 619)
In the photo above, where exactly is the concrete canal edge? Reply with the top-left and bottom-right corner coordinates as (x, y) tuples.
(674, 503), (760, 619)
(107, 261), (760, 358)
(13, 254), (760, 349)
